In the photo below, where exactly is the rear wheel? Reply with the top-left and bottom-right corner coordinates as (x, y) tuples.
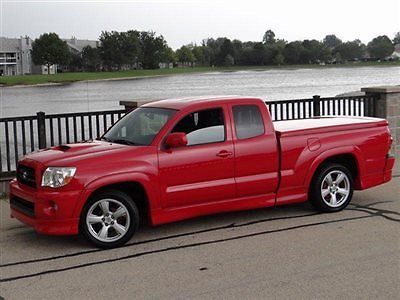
(310, 163), (354, 212)
(80, 190), (139, 248)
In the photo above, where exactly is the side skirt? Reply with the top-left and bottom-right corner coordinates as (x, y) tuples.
(150, 193), (276, 226)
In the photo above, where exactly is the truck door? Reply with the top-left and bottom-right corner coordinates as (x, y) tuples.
(158, 105), (236, 208)
(231, 104), (279, 199)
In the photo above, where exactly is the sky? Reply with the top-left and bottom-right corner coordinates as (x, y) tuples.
(1, 0), (399, 49)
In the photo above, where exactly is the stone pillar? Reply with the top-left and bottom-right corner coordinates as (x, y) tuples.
(119, 101), (138, 112)
(361, 86), (400, 175)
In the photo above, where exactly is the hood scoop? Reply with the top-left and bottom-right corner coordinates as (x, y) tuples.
(51, 142), (102, 153)
(54, 145), (71, 152)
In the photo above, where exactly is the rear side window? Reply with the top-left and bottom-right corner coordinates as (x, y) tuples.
(233, 105), (265, 139)
(172, 108), (225, 145)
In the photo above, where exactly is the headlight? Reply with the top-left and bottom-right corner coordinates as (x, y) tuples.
(41, 167), (76, 188)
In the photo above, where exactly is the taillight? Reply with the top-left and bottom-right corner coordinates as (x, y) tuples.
(388, 136), (393, 155)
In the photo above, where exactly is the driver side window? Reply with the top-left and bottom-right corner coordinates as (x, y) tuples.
(172, 108), (225, 146)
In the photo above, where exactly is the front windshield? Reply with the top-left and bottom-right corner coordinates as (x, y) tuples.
(103, 107), (176, 145)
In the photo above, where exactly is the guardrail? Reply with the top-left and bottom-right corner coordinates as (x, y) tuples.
(0, 94), (379, 179)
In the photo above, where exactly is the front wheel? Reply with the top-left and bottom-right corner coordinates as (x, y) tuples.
(310, 163), (354, 212)
(80, 190), (139, 248)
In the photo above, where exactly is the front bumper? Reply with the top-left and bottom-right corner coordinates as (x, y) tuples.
(9, 179), (82, 235)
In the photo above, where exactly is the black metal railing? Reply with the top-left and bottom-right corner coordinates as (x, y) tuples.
(0, 109), (126, 177)
(0, 94), (379, 178)
(266, 95), (378, 121)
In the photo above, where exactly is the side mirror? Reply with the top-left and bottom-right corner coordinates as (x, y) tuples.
(165, 132), (187, 148)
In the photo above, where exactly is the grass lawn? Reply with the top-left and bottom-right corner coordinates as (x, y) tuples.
(1, 61), (399, 87)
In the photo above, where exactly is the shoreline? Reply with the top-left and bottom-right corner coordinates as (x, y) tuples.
(1, 62), (399, 88)
(0, 74), (171, 89)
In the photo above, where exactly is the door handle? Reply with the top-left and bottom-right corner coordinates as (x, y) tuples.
(216, 150), (233, 158)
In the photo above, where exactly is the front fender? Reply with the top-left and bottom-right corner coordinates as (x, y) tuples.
(72, 171), (160, 219)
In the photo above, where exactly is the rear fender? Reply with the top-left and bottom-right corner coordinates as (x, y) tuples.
(304, 146), (365, 190)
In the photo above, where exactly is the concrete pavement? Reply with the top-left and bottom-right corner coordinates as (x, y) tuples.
(0, 178), (399, 299)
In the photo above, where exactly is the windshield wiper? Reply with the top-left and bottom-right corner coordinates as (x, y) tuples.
(105, 138), (141, 146)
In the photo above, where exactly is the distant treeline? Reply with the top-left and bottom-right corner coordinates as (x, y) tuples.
(32, 30), (400, 73)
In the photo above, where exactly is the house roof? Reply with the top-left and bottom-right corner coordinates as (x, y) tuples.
(63, 38), (99, 52)
(0, 37), (21, 52)
(1, 36), (98, 53)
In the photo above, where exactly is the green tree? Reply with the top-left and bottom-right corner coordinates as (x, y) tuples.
(204, 38), (225, 66)
(99, 30), (169, 70)
(99, 31), (123, 70)
(139, 31), (168, 69)
(334, 40), (364, 60)
(263, 30), (276, 45)
(224, 54), (234, 66)
(68, 52), (83, 72)
(273, 53), (284, 65)
(81, 46), (101, 71)
(368, 35), (394, 59)
(254, 42), (271, 65)
(392, 32), (400, 44)
(31, 33), (70, 74)
(301, 40), (330, 63)
(334, 52), (343, 63)
(163, 47), (177, 64)
(323, 34), (342, 49)
(120, 30), (141, 67)
(217, 38), (234, 65)
(176, 46), (195, 64)
(283, 41), (304, 64)
(190, 44), (206, 65)
(98, 30), (142, 70)
(271, 39), (287, 65)
(232, 39), (243, 64)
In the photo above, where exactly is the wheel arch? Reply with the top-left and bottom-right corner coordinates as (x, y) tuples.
(74, 172), (160, 224)
(87, 182), (150, 224)
(304, 146), (365, 191)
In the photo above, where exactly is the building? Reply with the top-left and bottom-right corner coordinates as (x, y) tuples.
(57, 37), (99, 72)
(159, 62), (174, 69)
(389, 44), (400, 60)
(0, 36), (101, 75)
(63, 37), (99, 54)
(0, 36), (33, 76)
(32, 64), (57, 75)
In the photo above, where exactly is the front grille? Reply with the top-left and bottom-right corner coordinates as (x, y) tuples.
(10, 196), (35, 217)
(17, 164), (37, 188)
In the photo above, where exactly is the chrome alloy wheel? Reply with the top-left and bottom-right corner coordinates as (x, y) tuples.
(320, 170), (350, 208)
(86, 199), (130, 243)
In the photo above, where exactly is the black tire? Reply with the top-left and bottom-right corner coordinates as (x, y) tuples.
(80, 190), (139, 249)
(309, 163), (354, 212)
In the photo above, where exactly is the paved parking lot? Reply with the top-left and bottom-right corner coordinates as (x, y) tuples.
(0, 177), (399, 299)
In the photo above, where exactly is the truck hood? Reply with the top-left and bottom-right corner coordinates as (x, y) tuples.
(21, 140), (138, 166)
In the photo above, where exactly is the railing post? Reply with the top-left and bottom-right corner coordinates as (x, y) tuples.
(36, 111), (47, 149)
(119, 101), (138, 112)
(313, 95), (321, 117)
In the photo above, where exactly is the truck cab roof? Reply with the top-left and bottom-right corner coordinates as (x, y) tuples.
(141, 96), (265, 110)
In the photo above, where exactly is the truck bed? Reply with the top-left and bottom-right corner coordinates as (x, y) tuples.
(273, 117), (388, 137)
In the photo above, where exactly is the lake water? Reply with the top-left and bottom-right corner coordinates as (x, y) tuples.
(0, 66), (399, 118)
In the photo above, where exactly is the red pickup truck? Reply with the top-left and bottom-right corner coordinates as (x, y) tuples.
(9, 96), (395, 248)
